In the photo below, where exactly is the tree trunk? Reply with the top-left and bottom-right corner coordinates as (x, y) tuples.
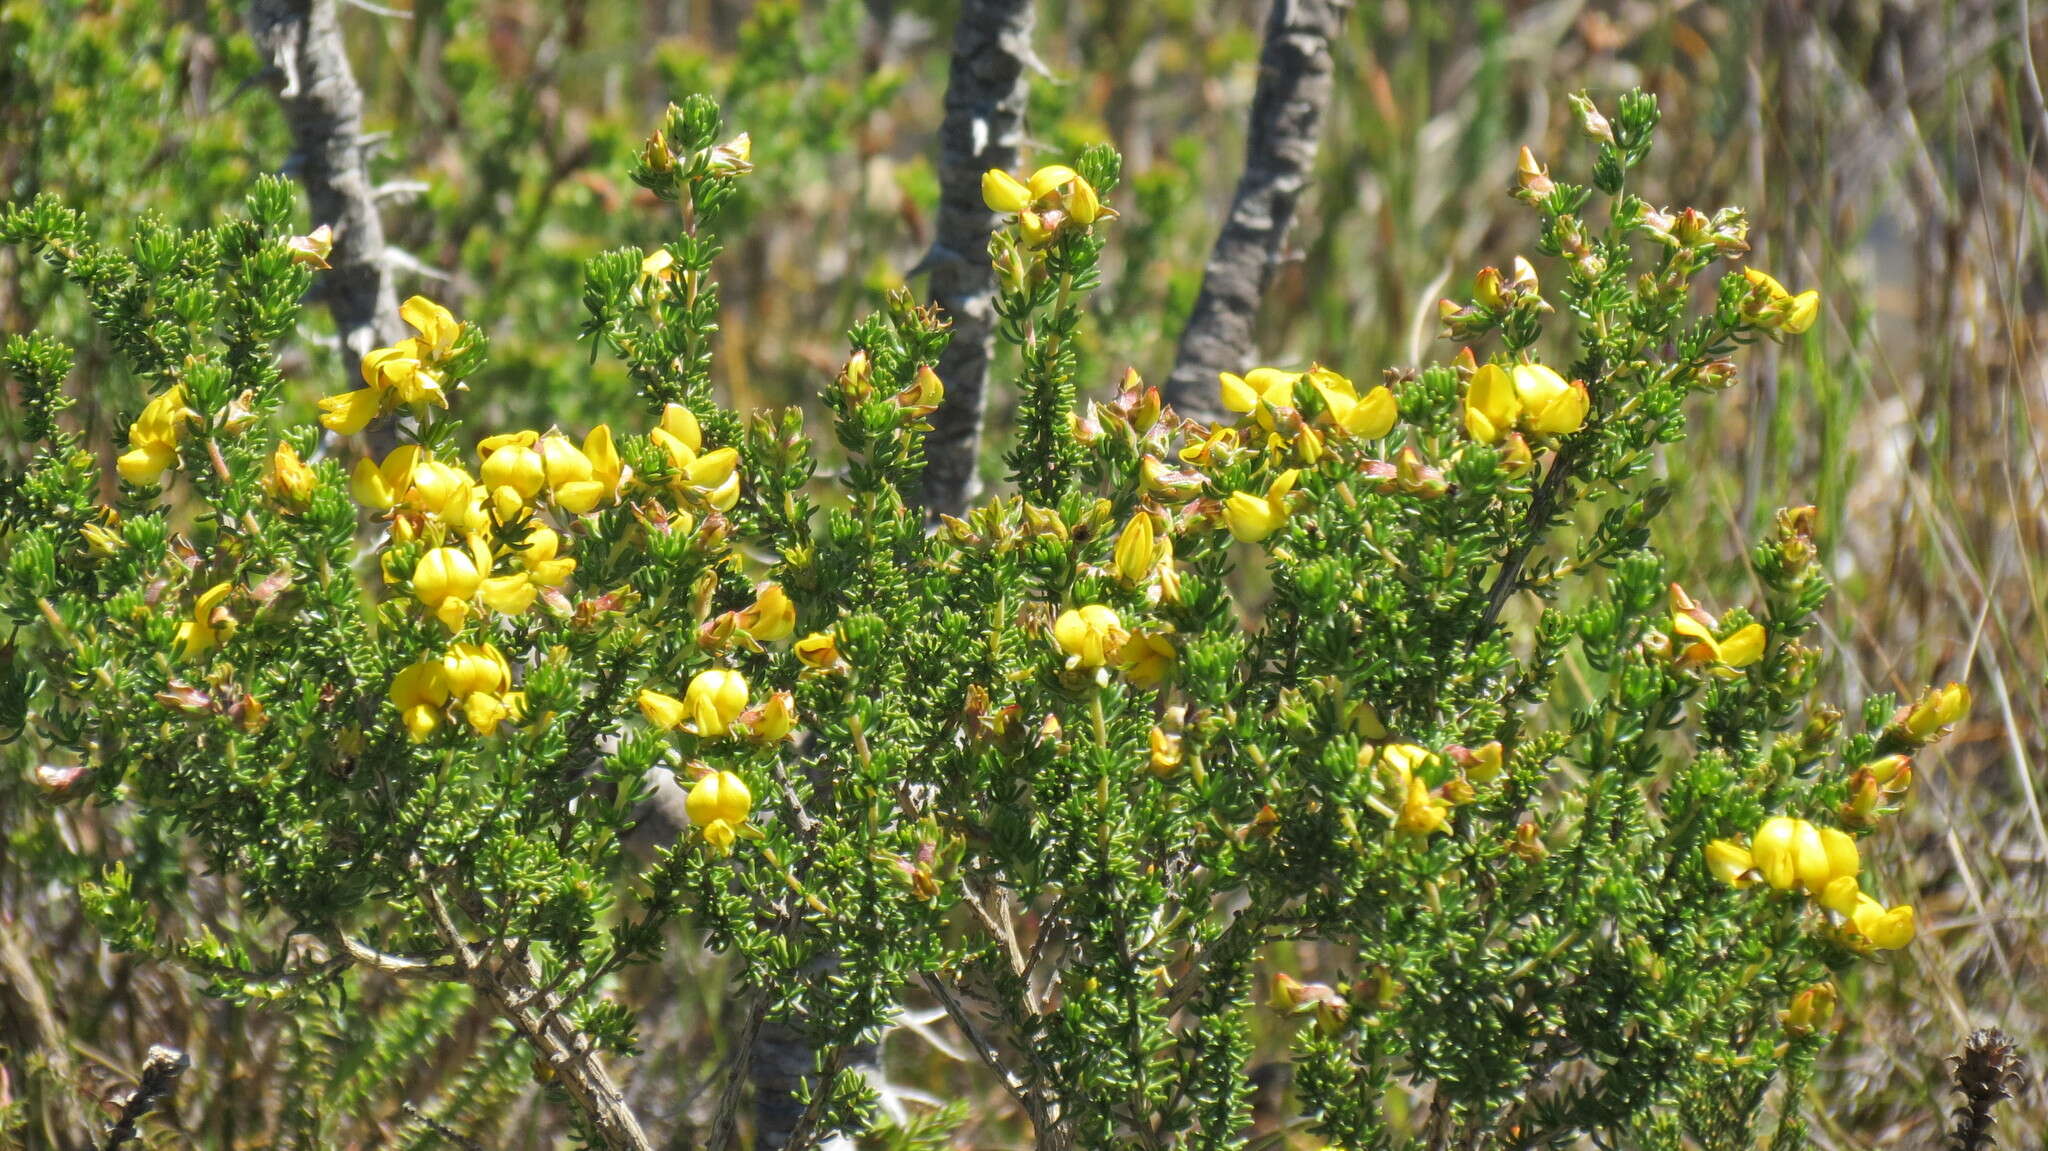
(917, 0), (1037, 518)
(1162, 0), (1352, 423)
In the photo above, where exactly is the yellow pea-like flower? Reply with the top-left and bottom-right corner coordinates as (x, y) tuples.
(480, 431), (546, 503)
(516, 523), (576, 587)
(1113, 512), (1158, 586)
(1851, 898), (1915, 950)
(175, 581), (236, 660)
(390, 659), (452, 743)
(412, 546), (483, 632)
(399, 295), (461, 360)
(982, 169), (1031, 214)
(794, 630), (843, 671)
(1511, 363), (1588, 437)
(318, 387), (383, 435)
(1462, 363), (1519, 444)
(684, 668), (749, 737)
(1148, 727), (1184, 776)
(264, 442), (319, 507)
(1704, 839), (1755, 888)
(1223, 469), (1299, 543)
(739, 583), (797, 642)
(1395, 773), (1450, 838)
(686, 769), (754, 832)
(1116, 631), (1176, 689)
(1749, 816), (1802, 891)
(441, 642), (511, 700)
(746, 691), (799, 743)
(1053, 604), (1128, 670)
(638, 688), (690, 731)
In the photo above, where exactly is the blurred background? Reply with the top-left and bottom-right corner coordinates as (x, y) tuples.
(2, 0), (2043, 1147)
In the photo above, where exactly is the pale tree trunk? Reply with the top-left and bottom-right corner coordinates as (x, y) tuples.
(918, 0), (1037, 518)
(1163, 0), (1353, 423)
(246, 0), (407, 447)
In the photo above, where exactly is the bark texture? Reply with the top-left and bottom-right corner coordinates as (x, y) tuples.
(1162, 0), (1352, 423)
(917, 0), (1036, 518)
(246, 0), (406, 383)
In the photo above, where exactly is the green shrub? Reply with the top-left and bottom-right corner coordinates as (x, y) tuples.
(0, 89), (1966, 1150)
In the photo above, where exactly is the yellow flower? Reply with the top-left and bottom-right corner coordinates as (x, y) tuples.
(118, 385), (193, 485)
(1219, 367), (1298, 419)
(686, 769), (753, 830)
(364, 341), (447, 409)
(639, 247), (676, 285)
(1318, 368), (1400, 436)
(1748, 816), (1802, 891)
(408, 459), (486, 531)
(543, 426), (627, 514)
(738, 582), (796, 642)
(982, 169), (1031, 214)
(1395, 773), (1450, 837)
(682, 447), (742, 511)
(516, 523), (576, 587)
(480, 430), (546, 514)
(1743, 269), (1821, 336)
(650, 402), (705, 472)
(1704, 839), (1756, 888)
(1781, 982), (1837, 1037)
(390, 659), (452, 742)
(1510, 363), (1588, 437)
(462, 690), (514, 734)
(399, 295), (461, 360)
(1820, 875), (1863, 916)
(412, 546), (483, 632)
(794, 630), (844, 672)
(1053, 604), (1129, 670)
(175, 581), (236, 659)
(1749, 816), (1853, 895)
(284, 224), (333, 269)
(745, 691), (799, 743)
(1850, 898), (1915, 950)
(1462, 363), (1518, 444)
(1900, 682), (1971, 741)
(1223, 469), (1299, 543)
(1113, 512), (1158, 586)
(1669, 585), (1765, 670)
(684, 668), (749, 737)
(441, 642), (511, 699)
(1148, 727), (1183, 776)
(318, 387), (383, 435)
(263, 442), (318, 507)
(1116, 630), (1176, 689)
(351, 444), (421, 511)
(638, 688), (689, 731)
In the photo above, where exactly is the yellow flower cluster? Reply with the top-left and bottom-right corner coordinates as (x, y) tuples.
(117, 384), (195, 487)
(647, 403), (741, 511)
(639, 663), (798, 747)
(388, 641), (524, 742)
(1705, 816), (1915, 951)
(982, 164), (1112, 245)
(1358, 740), (1502, 840)
(1461, 360), (1588, 445)
(320, 296), (464, 435)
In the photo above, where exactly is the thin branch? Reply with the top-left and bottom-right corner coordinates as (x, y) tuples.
(919, 972), (1039, 1123)
(1162, 0), (1354, 422)
(917, 0), (1037, 518)
(98, 1046), (188, 1151)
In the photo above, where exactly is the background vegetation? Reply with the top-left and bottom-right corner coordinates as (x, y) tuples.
(1, 0), (2040, 1147)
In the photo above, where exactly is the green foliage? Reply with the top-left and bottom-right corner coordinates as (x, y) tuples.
(1, 82), (1971, 1151)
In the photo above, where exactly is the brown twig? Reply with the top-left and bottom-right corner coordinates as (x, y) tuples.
(98, 1045), (188, 1151)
